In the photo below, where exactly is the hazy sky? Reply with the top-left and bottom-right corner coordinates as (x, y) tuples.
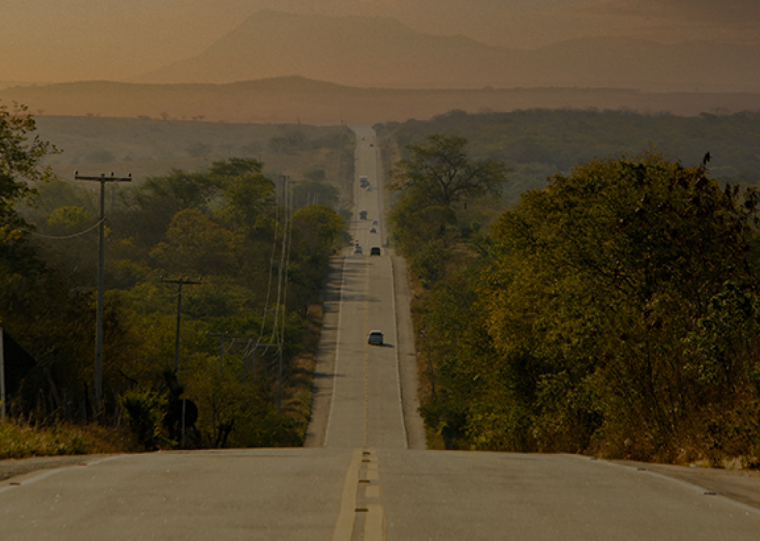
(3, 0), (759, 82)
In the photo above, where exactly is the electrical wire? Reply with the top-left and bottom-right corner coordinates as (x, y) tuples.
(26, 218), (105, 240)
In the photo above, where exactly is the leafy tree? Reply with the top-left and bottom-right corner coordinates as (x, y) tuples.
(150, 209), (242, 277)
(0, 101), (57, 266)
(390, 134), (510, 208)
(288, 205), (346, 315)
(481, 151), (760, 458)
(215, 159), (275, 235)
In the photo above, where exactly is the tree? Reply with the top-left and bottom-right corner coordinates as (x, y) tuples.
(0, 101), (57, 265)
(389, 134), (510, 208)
(480, 151), (760, 458)
(150, 209), (242, 277)
(214, 159), (275, 235)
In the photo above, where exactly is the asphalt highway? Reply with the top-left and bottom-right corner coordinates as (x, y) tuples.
(2, 127), (760, 540)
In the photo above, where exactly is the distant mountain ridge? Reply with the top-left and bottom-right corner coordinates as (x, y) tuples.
(132, 10), (760, 93)
(4, 77), (760, 125)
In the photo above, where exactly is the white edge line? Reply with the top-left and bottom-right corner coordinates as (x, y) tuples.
(569, 454), (760, 518)
(390, 254), (409, 450)
(324, 251), (348, 447)
(0, 454), (126, 495)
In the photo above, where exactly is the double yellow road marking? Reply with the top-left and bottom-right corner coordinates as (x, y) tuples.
(332, 448), (386, 541)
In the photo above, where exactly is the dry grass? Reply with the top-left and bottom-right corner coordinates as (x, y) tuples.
(0, 421), (133, 460)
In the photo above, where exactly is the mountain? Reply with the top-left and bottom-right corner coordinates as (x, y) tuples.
(133, 10), (760, 93)
(3, 77), (760, 125)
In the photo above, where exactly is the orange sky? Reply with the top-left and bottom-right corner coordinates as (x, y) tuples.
(2, 0), (759, 83)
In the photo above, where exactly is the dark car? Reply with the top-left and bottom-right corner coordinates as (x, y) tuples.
(370, 247), (381, 256)
(368, 330), (383, 345)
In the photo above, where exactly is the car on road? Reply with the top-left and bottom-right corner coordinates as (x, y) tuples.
(372, 220), (378, 225)
(370, 247), (381, 256)
(367, 330), (383, 345)
(369, 227), (376, 233)
(354, 246), (363, 254)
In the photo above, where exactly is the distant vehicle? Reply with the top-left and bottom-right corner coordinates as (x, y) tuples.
(359, 210), (368, 220)
(360, 176), (369, 187)
(370, 143), (374, 147)
(361, 136), (365, 140)
(367, 330), (384, 345)
(372, 220), (378, 225)
(366, 186), (371, 191)
(370, 227), (377, 233)
(370, 247), (381, 256)
(354, 246), (363, 254)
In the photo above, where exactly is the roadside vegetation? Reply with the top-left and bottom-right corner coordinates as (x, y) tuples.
(384, 108), (760, 201)
(0, 101), (352, 455)
(382, 112), (760, 468)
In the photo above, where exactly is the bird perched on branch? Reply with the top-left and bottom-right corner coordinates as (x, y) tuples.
(702, 151), (711, 167)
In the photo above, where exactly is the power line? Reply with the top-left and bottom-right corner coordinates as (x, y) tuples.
(27, 219), (105, 240)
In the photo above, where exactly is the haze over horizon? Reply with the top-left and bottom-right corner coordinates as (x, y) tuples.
(3, 0), (759, 85)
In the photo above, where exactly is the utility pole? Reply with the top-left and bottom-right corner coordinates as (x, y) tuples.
(161, 277), (201, 373)
(74, 172), (131, 412)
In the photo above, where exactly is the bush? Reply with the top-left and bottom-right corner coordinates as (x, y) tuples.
(119, 389), (172, 451)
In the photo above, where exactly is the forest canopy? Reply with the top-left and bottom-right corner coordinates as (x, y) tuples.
(389, 128), (760, 464)
(1, 104), (352, 453)
(379, 108), (760, 201)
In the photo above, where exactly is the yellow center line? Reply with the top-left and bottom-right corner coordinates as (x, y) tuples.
(330, 448), (363, 541)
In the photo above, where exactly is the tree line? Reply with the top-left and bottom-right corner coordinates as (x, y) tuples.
(383, 108), (760, 202)
(0, 102), (349, 452)
(387, 129), (760, 465)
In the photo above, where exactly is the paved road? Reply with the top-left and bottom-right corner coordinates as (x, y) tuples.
(3, 128), (760, 540)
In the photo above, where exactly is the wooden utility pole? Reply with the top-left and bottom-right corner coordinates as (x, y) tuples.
(74, 172), (131, 411)
(161, 277), (201, 373)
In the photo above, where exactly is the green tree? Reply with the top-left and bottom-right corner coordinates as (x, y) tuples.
(150, 209), (242, 277)
(389, 134), (510, 208)
(0, 102), (57, 265)
(288, 205), (346, 315)
(481, 151), (760, 458)
(215, 159), (275, 235)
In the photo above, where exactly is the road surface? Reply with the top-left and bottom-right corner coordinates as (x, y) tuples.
(2, 127), (760, 540)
